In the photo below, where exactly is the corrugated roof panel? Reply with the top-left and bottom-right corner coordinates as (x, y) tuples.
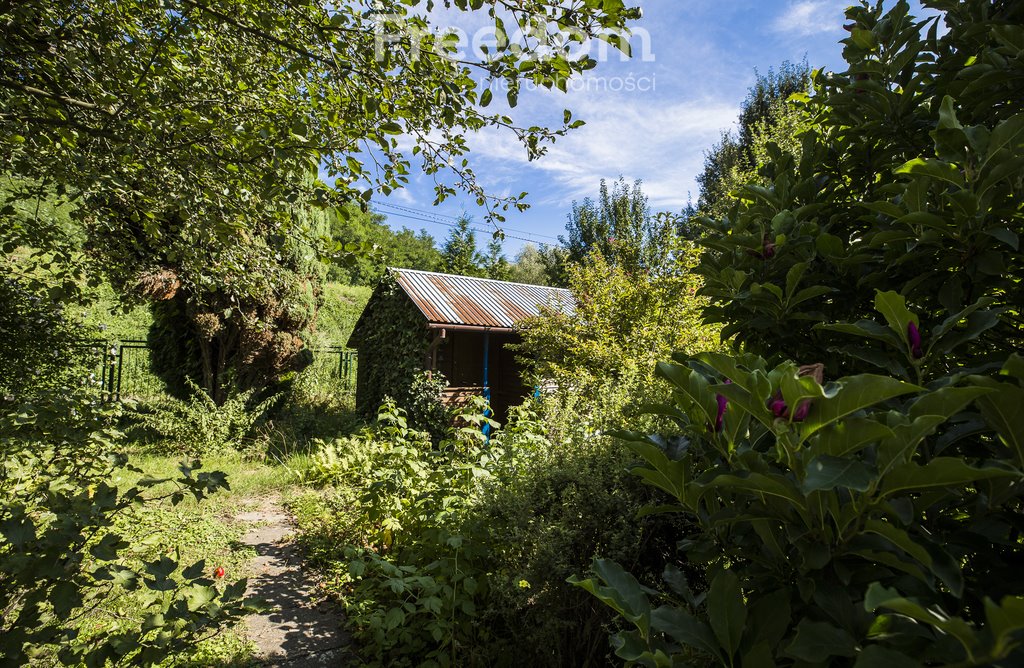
(391, 268), (574, 329)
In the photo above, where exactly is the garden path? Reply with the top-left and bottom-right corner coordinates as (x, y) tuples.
(235, 496), (351, 667)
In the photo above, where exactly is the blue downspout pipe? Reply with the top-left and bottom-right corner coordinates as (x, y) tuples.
(482, 332), (492, 439)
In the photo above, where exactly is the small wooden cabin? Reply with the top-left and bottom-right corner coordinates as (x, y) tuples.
(347, 268), (573, 421)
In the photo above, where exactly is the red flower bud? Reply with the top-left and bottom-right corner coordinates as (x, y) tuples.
(769, 391), (811, 422)
(907, 321), (923, 359)
(214, 567), (225, 578)
(714, 387), (730, 432)
(770, 393), (789, 418)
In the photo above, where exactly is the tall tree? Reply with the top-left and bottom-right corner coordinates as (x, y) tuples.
(561, 178), (676, 275)
(327, 203), (441, 285)
(440, 216), (483, 277)
(1, 0), (638, 396)
(508, 243), (551, 286)
(483, 237), (511, 281)
(696, 60), (811, 218)
(0, 0), (639, 307)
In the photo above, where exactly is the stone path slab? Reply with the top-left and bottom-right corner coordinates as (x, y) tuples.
(235, 498), (350, 667)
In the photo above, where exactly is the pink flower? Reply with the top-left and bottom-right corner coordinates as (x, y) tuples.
(769, 392), (811, 422)
(713, 381), (730, 432)
(769, 393), (788, 418)
(907, 321), (923, 359)
(792, 401), (812, 421)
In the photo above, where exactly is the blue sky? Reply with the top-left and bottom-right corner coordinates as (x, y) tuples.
(372, 1), (922, 255)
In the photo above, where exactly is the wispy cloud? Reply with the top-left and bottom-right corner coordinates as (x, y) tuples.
(466, 93), (738, 210)
(772, 1), (845, 37)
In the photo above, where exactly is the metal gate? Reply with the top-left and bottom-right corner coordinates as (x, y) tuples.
(80, 339), (165, 402)
(79, 339), (356, 402)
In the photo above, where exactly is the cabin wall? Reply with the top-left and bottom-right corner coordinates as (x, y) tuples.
(350, 278), (432, 417)
(433, 330), (529, 422)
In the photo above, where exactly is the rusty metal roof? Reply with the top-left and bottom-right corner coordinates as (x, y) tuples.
(391, 268), (574, 330)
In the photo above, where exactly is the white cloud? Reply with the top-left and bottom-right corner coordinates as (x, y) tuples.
(465, 93), (738, 210)
(772, 1), (845, 37)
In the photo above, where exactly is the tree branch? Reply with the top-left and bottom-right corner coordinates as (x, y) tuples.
(0, 79), (113, 114)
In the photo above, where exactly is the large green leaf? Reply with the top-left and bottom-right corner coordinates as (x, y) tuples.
(894, 157), (965, 189)
(802, 456), (876, 493)
(570, 559), (652, 636)
(784, 619), (857, 663)
(984, 596), (1024, 658)
(982, 113), (1024, 171)
(864, 583), (978, 655)
(862, 520), (934, 571)
(799, 375), (921, 441)
(656, 362), (718, 426)
(969, 377), (1024, 466)
(874, 291), (918, 344)
(708, 570), (746, 659)
(810, 418), (895, 458)
(649, 605), (721, 660)
(621, 437), (690, 500)
(881, 458), (1018, 496)
(705, 473), (808, 513)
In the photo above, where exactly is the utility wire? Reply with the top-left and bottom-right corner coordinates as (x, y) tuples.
(377, 209), (559, 249)
(374, 200), (562, 243)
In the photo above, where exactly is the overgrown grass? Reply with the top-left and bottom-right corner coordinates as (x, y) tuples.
(75, 453), (311, 667)
(313, 283), (372, 347)
(79, 281), (154, 341)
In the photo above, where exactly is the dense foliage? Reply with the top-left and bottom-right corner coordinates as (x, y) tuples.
(579, 1), (1024, 666)
(294, 397), (698, 667)
(349, 272), (433, 418)
(0, 276), (87, 400)
(0, 389), (255, 666)
(517, 238), (720, 434)
(1, 0), (640, 293)
(327, 204), (441, 285)
(440, 216), (487, 278)
(561, 178), (682, 275)
(696, 62), (811, 218)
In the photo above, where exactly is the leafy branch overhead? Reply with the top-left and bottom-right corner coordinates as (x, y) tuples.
(0, 0), (639, 240)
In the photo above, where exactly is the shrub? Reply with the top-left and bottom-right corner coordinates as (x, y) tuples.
(0, 275), (89, 401)
(0, 388), (256, 666)
(576, 1), (1024, 665)
(293, 398), (698, 667)
(517, 246), (720, 435)
(128, 379), (280, 458)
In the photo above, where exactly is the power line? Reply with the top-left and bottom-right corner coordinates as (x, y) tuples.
(377, 209), (559, 249)
(374, 200), (562, 243)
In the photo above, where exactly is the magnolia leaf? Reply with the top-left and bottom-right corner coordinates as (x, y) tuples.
(881, 458), (1018, 496)
(969, 377), (1024, 465)
(649, 605), (721, 659)
(802, 456), (876, 493)
(874, 291), (918, 342)
(864, 583), (978, 653)
(785, 619), (857, 663)
(571, 559), (652, 636)
(799, 374), (921, 440)
(811, 418), (895, 459)
(708, 570), (746, 659)
(894, 158), (965, 189)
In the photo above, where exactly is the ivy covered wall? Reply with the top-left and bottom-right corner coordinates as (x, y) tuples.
(349, 272), (431, 416)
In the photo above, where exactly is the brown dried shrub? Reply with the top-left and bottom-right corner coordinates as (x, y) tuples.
(134, 268), (181, 301)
